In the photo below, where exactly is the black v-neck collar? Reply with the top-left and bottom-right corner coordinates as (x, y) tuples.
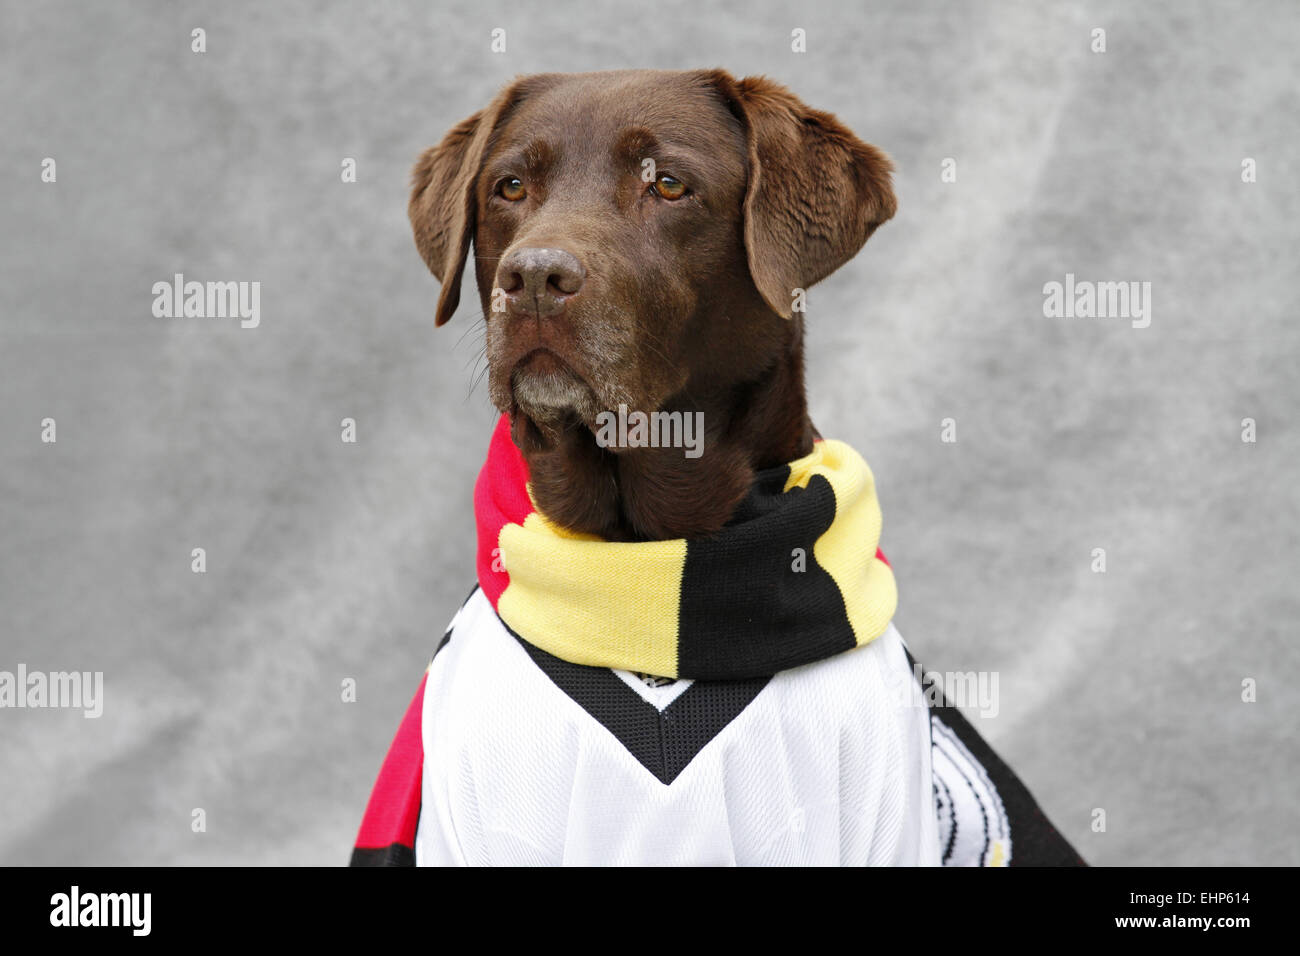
(510, 624), (769, 784)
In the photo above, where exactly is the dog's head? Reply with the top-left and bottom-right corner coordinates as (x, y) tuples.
(409, 68), (896, 451)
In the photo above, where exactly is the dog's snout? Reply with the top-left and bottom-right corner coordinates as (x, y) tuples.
(499, 247), (585, 317)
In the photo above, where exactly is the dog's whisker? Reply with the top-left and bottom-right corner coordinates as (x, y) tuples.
(454, 317), (486, 352)
(466, 362), (491, 402)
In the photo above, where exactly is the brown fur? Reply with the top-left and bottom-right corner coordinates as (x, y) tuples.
(409, 69), (896, 541)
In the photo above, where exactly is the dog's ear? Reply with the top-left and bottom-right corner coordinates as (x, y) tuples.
(409, 78), (539, 327)
(705, 72), (897, 319)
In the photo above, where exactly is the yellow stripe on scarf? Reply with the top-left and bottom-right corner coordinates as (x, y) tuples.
(497, 505), (687, 677)
(785, 440), (898, 651)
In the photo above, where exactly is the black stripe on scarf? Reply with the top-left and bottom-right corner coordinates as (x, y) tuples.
(678, 464), (857, 678)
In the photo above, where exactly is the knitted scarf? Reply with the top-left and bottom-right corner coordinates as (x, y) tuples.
(474, 415), (897, 680)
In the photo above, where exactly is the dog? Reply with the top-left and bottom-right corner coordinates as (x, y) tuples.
(352, 69), (1083, 866)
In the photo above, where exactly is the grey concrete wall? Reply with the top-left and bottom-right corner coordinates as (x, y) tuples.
(1, 0), (1295, 865)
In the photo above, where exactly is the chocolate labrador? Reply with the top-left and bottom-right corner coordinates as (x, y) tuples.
(350, 69), (1082, 866)
(410, 67), (895, 540)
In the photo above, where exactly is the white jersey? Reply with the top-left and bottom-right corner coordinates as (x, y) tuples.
(413, 588), (940, 866)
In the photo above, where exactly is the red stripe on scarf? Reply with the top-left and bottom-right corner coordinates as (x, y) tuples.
(353, 673), (427, 852)
(475, 415), (535, 609)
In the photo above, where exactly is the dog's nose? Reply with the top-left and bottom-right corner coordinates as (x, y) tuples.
(498, 247), (586, 317)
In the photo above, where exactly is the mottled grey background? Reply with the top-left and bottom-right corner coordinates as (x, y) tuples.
(1, 0), (1296, 866)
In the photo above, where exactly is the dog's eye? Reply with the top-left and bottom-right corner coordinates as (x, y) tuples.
(651, 174), (688, 200)
(498, 177), (527, 201)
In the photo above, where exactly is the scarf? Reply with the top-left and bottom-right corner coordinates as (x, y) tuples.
(474, 415), (898, 680)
